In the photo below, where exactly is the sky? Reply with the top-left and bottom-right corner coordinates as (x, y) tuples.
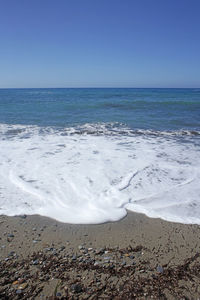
(0, 0), (200, 88)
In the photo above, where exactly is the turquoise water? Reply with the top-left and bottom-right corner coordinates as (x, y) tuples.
(0, 88), (200, 224)
(0, 88), (199, 131)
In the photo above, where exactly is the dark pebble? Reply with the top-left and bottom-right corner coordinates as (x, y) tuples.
(7, 234), (14, 238)
(19, 215), (27, 219)
(59, 246), (65, 251)
(96, 247), (105, 254)
(32, 259), (39, 265)
(71, 283), (83, 293)
(8, 251), (15, 257)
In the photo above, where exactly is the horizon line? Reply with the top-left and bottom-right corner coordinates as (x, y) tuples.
(0, 87), (200, 89)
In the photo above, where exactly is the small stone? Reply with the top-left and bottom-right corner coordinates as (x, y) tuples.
(12, 280), (19, 285)
(129, 255), (135, 259)
(78, 257), (83, 262)
(56, 292), (62, 297)
(8, 251), (15, 257)
(32, 228), (37, 231)
(32, 259), (39, 265)
(59, 246), (65, 251)
(18, 282), (28, 290)
(71, 283), (83, 293)
(19, 215), (27, 219)
(157, 265), (164, 273)
(44, 247), (51, 252)
(78, 245), (84, 250)
(72, 255), (77, 260)
(7, 233), (14, 238)
(121, 261), (126, 266)
(103, 256), (111, 260)
(18, 278), (24, 284)
(16, 290), (22, 294)
(96, 247), (105, 254)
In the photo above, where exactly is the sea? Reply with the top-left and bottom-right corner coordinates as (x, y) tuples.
(0, 88), (200, 224)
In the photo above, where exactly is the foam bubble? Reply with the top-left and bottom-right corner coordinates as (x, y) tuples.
(0, 123), (200, 224)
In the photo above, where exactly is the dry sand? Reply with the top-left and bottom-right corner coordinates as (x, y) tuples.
(0, 211), (200, 299)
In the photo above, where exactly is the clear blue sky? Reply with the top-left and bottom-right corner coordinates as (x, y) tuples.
(0, 0), (200, 88)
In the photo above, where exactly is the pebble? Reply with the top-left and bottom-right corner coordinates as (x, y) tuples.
(56, 292), (62, 297)
(5, 257), (10, 261)
(7, 233), (14, 238)
(71, 283), (82, 293)
(96, 248), (105, 254)
(44, 247), (52, 252)
(52, 250), (57, 255)
(78, 245), (84, 250)
(18, 282), (28, 290)
(157, 265), (164, 273)
(19, 215), (27, 219)
(32, 259), (39, 265)
(78, 257), (83, 262)
(103, 256), (111, 260)
(139, 269), (145, 273)
(18, 278), (25, 284)
(59, 246), (65, 251)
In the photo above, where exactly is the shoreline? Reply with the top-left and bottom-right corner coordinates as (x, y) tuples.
(0, 211), (200, 299)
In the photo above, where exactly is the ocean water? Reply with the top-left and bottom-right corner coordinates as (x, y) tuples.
(0, 88), (200, 224)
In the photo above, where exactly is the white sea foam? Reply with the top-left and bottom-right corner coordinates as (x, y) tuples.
(0, 123), (200, 224)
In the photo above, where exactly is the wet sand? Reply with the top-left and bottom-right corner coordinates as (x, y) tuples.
(0, 211), (200, 299)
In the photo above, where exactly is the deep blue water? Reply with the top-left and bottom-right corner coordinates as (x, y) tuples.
(0, 88), (200, 131)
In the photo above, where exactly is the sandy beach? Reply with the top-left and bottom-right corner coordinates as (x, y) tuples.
(0, 211), (200, 299)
